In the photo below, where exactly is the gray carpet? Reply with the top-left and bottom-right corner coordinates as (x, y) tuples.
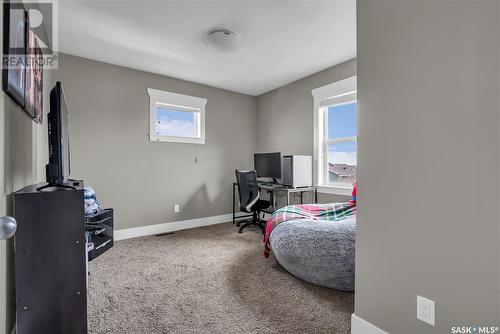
(88, 222), (354, 334)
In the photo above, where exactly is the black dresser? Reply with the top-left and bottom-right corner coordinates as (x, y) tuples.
(13, 181), (87, 334)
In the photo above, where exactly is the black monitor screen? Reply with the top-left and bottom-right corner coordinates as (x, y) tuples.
(254, 152), (281, 179)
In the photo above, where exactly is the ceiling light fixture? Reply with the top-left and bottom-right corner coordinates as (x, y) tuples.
(205, 29), (242, 53)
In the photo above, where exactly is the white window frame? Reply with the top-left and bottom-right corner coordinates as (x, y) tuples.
(312, 76), (357, 196)
(148, 88), (207, 144)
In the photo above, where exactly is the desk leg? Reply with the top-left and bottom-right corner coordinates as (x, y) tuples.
(272, 190), (276, 212)
(314, 189), (318, 203)
(286, 192), (290, 206)
(300, 192), (303, 204)
(232, 184), (236, 224)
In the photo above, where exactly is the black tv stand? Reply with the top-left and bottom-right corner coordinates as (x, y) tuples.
(13, 181), (88, 334)
(36, 181), (80, 192)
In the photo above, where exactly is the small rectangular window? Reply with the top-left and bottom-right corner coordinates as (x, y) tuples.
(155, 107), (198, 138)
(148, 88), (206, 144)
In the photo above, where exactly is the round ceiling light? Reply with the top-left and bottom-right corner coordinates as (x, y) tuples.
(205, 29), (242, 53)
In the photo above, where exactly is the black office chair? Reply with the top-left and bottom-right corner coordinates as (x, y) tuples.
(235, 170), (270, 234)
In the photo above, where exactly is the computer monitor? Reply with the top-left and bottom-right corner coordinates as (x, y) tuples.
(254, 152), (281, 182)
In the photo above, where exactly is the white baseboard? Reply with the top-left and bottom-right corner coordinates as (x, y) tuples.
(351, 314), (388, 334)
(114, 213), (246, 240)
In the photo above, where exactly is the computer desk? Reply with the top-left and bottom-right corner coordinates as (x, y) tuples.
(232, 182), (318, 224)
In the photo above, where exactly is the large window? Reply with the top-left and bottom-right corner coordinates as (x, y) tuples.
(148, 88), (207, 144)
(312, 76), (357, 195)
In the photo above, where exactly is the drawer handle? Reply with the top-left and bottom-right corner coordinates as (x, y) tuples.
(95, 239), (111, 250)
(87, 216), (111, 225)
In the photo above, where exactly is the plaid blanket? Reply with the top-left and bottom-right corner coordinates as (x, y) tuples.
(264, 202), (356, 257)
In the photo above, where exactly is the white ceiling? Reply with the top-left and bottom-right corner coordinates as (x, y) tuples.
(59, 1), (356, 96)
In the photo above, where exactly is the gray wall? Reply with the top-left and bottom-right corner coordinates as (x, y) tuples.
(0, 98), (42, 334)
(53, 54), (256, 230)
(0, 73), (51, 334)
(53, 54), (356, 233)
(256, 58), (356, 202)
(0, 5), (52, 332)
(356, 1), (499, 333)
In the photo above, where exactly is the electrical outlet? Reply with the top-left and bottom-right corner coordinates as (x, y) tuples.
(417, 295), (435, 326)
(174, 204), (180, 213)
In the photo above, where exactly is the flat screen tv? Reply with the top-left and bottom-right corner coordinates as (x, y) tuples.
(45, 81), (70, 185)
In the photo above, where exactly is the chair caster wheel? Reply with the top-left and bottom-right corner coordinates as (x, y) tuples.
(238, 230), (243, 234)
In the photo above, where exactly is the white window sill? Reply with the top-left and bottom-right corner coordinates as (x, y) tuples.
(317, 185), (353, 196)
(149, 135), (205, 144)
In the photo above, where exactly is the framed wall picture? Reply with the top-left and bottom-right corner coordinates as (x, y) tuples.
(2, 2), (28, 110)
(33, 45), (43, 123)
(25, 28), (43, 123)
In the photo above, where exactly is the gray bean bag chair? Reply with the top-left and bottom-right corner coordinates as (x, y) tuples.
(269, 218), (355, 291)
